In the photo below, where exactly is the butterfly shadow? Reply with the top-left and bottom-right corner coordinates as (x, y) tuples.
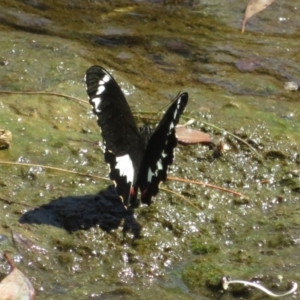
(19, 185), (141, 238)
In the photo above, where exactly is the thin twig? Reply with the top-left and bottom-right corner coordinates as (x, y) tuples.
(4, 253), (15, 270)
(222, 276), (298, 298)
(0, 160), (109, 182)
(160, 186), (201, 211)
(0, 90), (88, 106)
(167, 175), (248, 200)
(181, 116), (263, 161)
(1, 90), (260, 160)
(0, 197), (35, 208)
(0, 161), (248, 204)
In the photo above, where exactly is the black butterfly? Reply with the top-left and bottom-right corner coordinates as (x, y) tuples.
(85, 66), (188, 208)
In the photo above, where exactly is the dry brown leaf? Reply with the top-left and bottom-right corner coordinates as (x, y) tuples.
(0, 254), (35, 300)
(176, 127), (212, 145)
(242, 0), (275, 33)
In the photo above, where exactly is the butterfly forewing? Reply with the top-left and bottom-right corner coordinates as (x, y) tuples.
(85, 66), (141, 155)
(137, 92), (188, 205)
(85, 66), (144, 205)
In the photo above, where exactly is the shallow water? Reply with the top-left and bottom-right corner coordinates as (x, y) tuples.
(0, 0), (300, 299)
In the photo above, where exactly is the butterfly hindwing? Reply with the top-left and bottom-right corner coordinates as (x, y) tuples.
(137, 92), (188, 205)
(85, 66), (144, 205)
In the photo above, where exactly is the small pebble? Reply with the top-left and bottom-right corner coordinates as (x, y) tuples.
(284, 81), (298, 91)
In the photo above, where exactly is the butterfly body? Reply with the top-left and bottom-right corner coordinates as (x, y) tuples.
(85, 65), (188, 208)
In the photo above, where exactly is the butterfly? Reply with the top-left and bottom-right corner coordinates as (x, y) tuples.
(85, 65), (188, 208)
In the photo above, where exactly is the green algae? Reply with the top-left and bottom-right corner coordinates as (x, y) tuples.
(0, 1), (299, 299)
